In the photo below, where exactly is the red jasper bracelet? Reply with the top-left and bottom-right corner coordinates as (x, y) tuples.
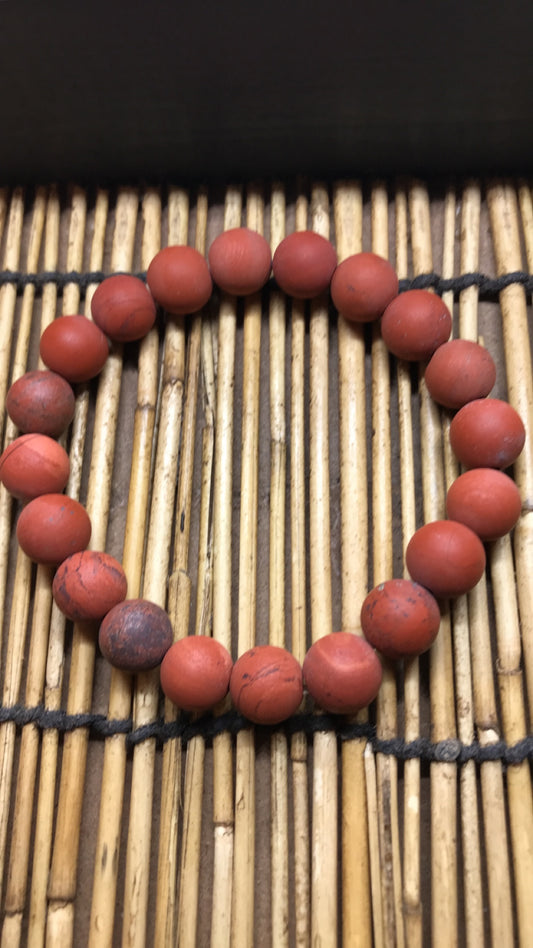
(0, 228), (526, 726)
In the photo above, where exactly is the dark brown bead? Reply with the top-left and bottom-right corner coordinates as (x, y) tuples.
(98, 598), (173, 672)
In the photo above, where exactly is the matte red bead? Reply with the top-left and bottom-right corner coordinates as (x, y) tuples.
(230, 645), (303, 725)
(303, 632), (382, 714)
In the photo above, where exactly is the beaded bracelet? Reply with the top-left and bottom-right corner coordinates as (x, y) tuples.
(0, 228), (526, 727)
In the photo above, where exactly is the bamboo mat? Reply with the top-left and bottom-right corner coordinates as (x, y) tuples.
(0, 178), (532, 948)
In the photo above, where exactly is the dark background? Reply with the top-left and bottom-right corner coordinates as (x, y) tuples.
(0, 0), (531, 183)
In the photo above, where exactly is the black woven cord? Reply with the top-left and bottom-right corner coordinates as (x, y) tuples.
(0, 270), (114, 291)
(1, 703), (531, 765)
(398, 270), (533, 298)
(1, 269), (533, 302)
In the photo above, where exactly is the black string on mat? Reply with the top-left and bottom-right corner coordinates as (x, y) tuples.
(0, 269), (532, 301)
(0, 702), (531, 765)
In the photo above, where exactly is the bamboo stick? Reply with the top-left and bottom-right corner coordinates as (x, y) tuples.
(308, 183), (337, 948)
(268, 185), (286, 653)
(490, 535), (533, 948)
(408, 181), (458, 948)
(0, 190), (48, 753)
(27, 186), (100, 948)
(0, 188), (25, 650)
(62, 186), (90, 314)
(236, 186), (264, 654)
(158, 186), (209, 948)
(0, 552), (33, 872)
(0, 188), (9, 248)
(371, 181), (405, 948)
(450, 181), (485, 948)
(458, 181), (481, 343)
(395, 181), (423, 948)
(179, 330), (217, 948)
(371, 182), (394, 590)
(486, 182), (533, 500)
(175, 722), (204, 944)
(468, 567), (515, 948)
(0, 188), (24, 429)
(0, 188), (47, 904)
(88, 187), (162, 947)
(332, 180), (373, 948)
(196, 306), (217, 641)
(267, 182), (290, 947)
(364, 744), (385, 948)
(440, 184), (456, 322)
(209, 187), (242, 948)
(188, 249), (221, 944)
(159, 322), (203, 947)
(230, 185), (264, 948)
(1, 187), (60, 948)
(38, 191), (60, 341)
(121, 187), (189, 948)
(209, 190), (243, 948)
(290, 191), (311, 948)
(3, 187), (47, 417)
(290, 185), (309, 661)
(171, 188), (208, 586)
(487, 180), (533, 948)
(46, 188), (137, 946)
(514, 181), (533, 726)
(0, 581), (55, 948)
(0, 190), (46, 424)
(517, 180), (533, 263)
(463, 194), (513, 946)
(270, 730), (289, 941)
(171, 558), (205, 947)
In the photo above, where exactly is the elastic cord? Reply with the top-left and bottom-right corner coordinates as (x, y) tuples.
(0, 269), (532, 301)
(0, 702), (530, 764)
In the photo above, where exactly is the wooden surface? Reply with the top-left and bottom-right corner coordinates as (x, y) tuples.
(0, 178), (532, 947)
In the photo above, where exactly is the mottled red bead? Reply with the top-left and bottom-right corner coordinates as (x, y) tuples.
(272, 231), (337, 299)
(146, 245), (212, 316)
(16, 493), (92, 565)
(405, 520), (486, 599)
(303, 632), (382, 714)
(98, 598), (173, 672)
(446, 468), (522, 541)
(91, 274), (157, 342)
(230, 645), (303, 725)
(160, 636), (233, 711)
(52, 550), (128, 621)
(449, 398), (526, 469)
(361, 579), (441, 660)
(40, 315), (110, 383)
(6, 370), (75, 437)
(330, 252), (399, 323)
(381, 290), (452, 361)
(208, 227), (272, 296)
(0, 433), (70, 502)
(424, 339), (496, 409)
